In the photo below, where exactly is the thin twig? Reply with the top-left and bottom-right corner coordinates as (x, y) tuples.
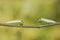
(0, 22), (60, 28)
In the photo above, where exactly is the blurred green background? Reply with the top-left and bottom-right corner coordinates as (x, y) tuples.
(0, 0), (60, 40)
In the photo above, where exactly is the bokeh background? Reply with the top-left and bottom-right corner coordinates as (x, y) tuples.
(0, 0), (60, 40)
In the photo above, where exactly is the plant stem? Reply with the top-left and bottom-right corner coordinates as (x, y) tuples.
(0, 22), (60, 28)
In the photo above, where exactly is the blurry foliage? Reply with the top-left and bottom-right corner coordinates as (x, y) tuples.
(0, 0), (60, 40)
